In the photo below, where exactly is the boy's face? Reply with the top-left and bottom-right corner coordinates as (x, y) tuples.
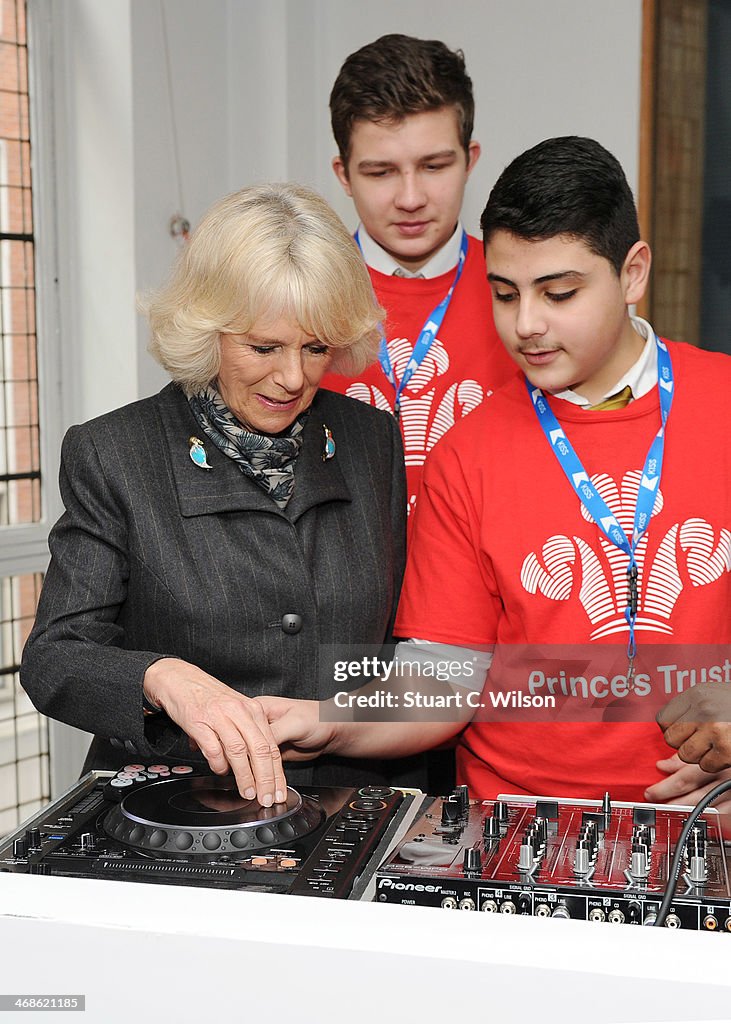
(485, 231), (650, 404)
(333, 107), (480, 272)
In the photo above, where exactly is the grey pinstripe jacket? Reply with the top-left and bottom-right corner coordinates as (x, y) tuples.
(21, 383), (425, 789)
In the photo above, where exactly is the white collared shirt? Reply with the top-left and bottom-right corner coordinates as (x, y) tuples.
(554, 316), (658, 408)
(356, 222), (464, 279)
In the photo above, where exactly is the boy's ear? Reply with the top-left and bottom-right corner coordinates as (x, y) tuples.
(466, 140), (481, 176)
(332, 156), (353, 197)
(621, 240), (652, 306)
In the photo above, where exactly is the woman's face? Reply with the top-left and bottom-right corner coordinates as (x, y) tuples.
(217, 314), (333, 433)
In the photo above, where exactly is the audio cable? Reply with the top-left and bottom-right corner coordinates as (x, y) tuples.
(654, 778), (731, 926)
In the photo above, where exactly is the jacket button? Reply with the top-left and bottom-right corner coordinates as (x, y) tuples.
(281, 613), (303, 634)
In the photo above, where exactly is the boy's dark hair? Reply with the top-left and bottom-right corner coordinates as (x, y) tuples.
(480, 137), (640, 274)
(330, 34), (474, 165)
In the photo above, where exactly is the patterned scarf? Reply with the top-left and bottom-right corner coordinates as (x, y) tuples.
(187, 385), (306, 509)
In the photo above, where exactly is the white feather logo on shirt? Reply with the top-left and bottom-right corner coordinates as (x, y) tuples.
(345, 337), (484, 467)
(521, 470), (731, 639)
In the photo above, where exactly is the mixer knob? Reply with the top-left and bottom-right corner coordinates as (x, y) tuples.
(12, 837), (27, 859)
(463, 847), (482, 874)
(483, 815), (501, 839)
(518, 840), (535, 872)
(688, 855), (707, 885)
(455, 785), (470, 815)
(441, 798), (460, 826)
(26, 827), (42, 850)
(493, 800), (508, 822)
(573, 843), (590, 875)
(629, 848), (649, 880)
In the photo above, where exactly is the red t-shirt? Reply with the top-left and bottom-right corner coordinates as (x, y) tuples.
(395, 339), (731, 799)
(323, 235), (516, 517)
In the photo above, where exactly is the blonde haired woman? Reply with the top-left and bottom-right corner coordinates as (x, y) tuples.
(22, 184), (419, 804)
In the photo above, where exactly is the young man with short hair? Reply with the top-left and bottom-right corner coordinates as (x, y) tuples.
(265, 137), (731, 808)
(324, 34), (515, 516)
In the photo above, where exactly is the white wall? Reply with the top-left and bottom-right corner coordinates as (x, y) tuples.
(41, 0), (643, 787)
(230, 0), (644, 240)
(54, 0), (643, 422)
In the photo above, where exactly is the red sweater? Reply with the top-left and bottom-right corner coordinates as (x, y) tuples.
(323, 235), (516, 517)
(396, 339), (731, 799)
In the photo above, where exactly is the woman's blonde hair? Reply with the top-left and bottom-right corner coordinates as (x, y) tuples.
(143, 183), (384, 391)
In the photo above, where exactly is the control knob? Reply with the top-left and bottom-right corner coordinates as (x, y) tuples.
(493, 800), (508, 822)
(454, 785), (470, 815)
(688, 855), (707, 885)
(26, 827), (42, 850)
(441, 798), (460, 826)
(573, 840), (591, 875)
(483, 815), (501, 840)
(629, 846), (649, 880)
(518, 836), (536, 872)
(463, 847), (482, 874)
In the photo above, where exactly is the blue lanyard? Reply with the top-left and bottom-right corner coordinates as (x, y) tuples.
(355, 228), (469, 420)
(526, 333), (674, 675)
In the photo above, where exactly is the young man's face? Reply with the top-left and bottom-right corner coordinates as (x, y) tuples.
(333, 106), (480, 272)
(485, 231), (650, 404)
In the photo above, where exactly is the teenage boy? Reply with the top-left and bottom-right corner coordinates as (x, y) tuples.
(263, 137), (731, 808)
(323, 34), (515, 516)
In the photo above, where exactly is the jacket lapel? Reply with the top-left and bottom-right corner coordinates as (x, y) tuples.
(286, 391), (352, 521)
(156, 383), (351, 519)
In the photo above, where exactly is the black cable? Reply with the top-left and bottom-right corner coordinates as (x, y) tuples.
(654, 778), (731, 926)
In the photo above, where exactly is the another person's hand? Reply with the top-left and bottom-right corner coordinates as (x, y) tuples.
(656, 682), (731, 773)
(644, 753), (731, 811)
(144, 658), (287, 805)
(256, 696), (335, 761)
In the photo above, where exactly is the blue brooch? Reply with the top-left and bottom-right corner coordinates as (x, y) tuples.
(322, 425), (335, 461)
(189, 436), (212, 470)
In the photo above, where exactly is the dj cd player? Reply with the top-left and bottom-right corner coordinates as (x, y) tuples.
(0, 764), (419, 899)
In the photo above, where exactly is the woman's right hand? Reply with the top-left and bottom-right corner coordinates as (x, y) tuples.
(143, 658), (287, 806)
